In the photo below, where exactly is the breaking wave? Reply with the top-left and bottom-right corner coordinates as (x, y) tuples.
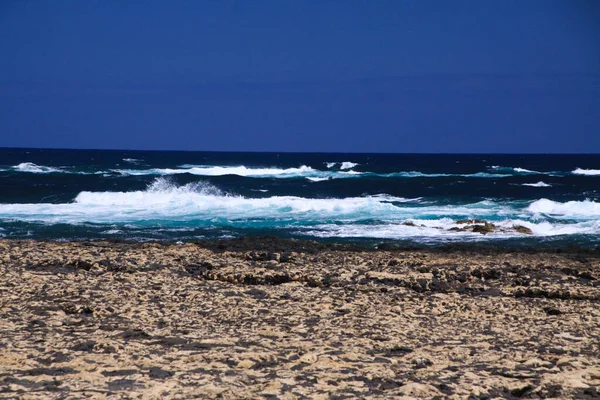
(0, 178), (598, 239)
(528, 198), (600, 217)
(13, 163), (64, 174)
(326, 161), (359, 169)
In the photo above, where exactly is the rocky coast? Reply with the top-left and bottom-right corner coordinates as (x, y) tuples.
(0, 238), (599, 399)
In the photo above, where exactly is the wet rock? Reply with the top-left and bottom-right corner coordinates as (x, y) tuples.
(472, 223), (497, 234)
(513, 225), (533, 235)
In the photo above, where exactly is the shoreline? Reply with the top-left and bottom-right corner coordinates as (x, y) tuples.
(1, 239), (599, 398)
(7, 235), (600, 255)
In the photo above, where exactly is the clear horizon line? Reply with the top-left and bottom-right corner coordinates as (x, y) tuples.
(1, 146), (599, 155)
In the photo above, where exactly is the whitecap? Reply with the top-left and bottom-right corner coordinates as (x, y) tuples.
(573, 168), (600, 176)
(114, 165), (324, 179)
(528, 199), (600, 217)
(13, 162), (63, 174)
(521, 182), (551, 187)
(340, 161), (359, 170)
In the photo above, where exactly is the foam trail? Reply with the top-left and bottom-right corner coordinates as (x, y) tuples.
(573, 168), (600, 176)
(489, 166), (541, 175)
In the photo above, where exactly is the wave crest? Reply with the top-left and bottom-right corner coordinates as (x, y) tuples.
(13, 162), (63, 174)
(528, 199), (600, 217)
(573, 168), (600, 176)
(75, 178), (224, 206)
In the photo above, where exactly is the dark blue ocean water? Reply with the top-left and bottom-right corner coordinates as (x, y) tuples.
(1, 148), (599, 247)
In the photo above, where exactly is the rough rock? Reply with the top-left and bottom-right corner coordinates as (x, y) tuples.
(0, 238), (599, 399)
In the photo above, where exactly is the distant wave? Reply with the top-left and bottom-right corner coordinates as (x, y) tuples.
(13, 162), (64, 174)
(114, 165), (512, 180)
(489, 166), (542, 175)
(521, 181), (551, 187)
(0, 178), (598, 240)
(573, 168), (600, 176)
(5, 162), (511, 179)
(340, 161), (359, 170)
(7, 163), (108, 175)
(326, 161), (359, 169)
(4, 161), (593, 182)
(115, 165), (323, 178)
(122, 158), (143, 164)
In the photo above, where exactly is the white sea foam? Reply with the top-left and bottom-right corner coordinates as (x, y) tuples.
(521, 181), (551, 187)
(324, 161), (359, 170)
(0, 179), (503, 225)
(115, 165), (323, 178)
(573, 168), (600, 176)
(1, 179), (598, 239)
(300, 218), (600, 240)
(528, 199), (600, 217)
(340, 162), (359, 170)
(111, 165), (518, 180)
(13, 162), (63, 174)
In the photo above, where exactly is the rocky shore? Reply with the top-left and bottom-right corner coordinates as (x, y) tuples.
(1, 238), (599, 399)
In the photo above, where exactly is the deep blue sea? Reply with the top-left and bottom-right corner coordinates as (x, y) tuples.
(1, 148), (599, 247)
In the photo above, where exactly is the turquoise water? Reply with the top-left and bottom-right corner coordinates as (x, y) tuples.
(1, 148), (599, 247)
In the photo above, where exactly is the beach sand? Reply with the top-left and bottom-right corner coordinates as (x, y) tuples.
(1, 238), (599, 399)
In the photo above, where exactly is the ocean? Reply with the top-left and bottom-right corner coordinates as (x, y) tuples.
(0, 148), (599, 247)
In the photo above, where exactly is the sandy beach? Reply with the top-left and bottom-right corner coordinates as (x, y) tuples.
(1, 238), (599, 399)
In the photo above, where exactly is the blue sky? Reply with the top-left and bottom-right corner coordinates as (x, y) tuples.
(1, 0), (599, 152)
